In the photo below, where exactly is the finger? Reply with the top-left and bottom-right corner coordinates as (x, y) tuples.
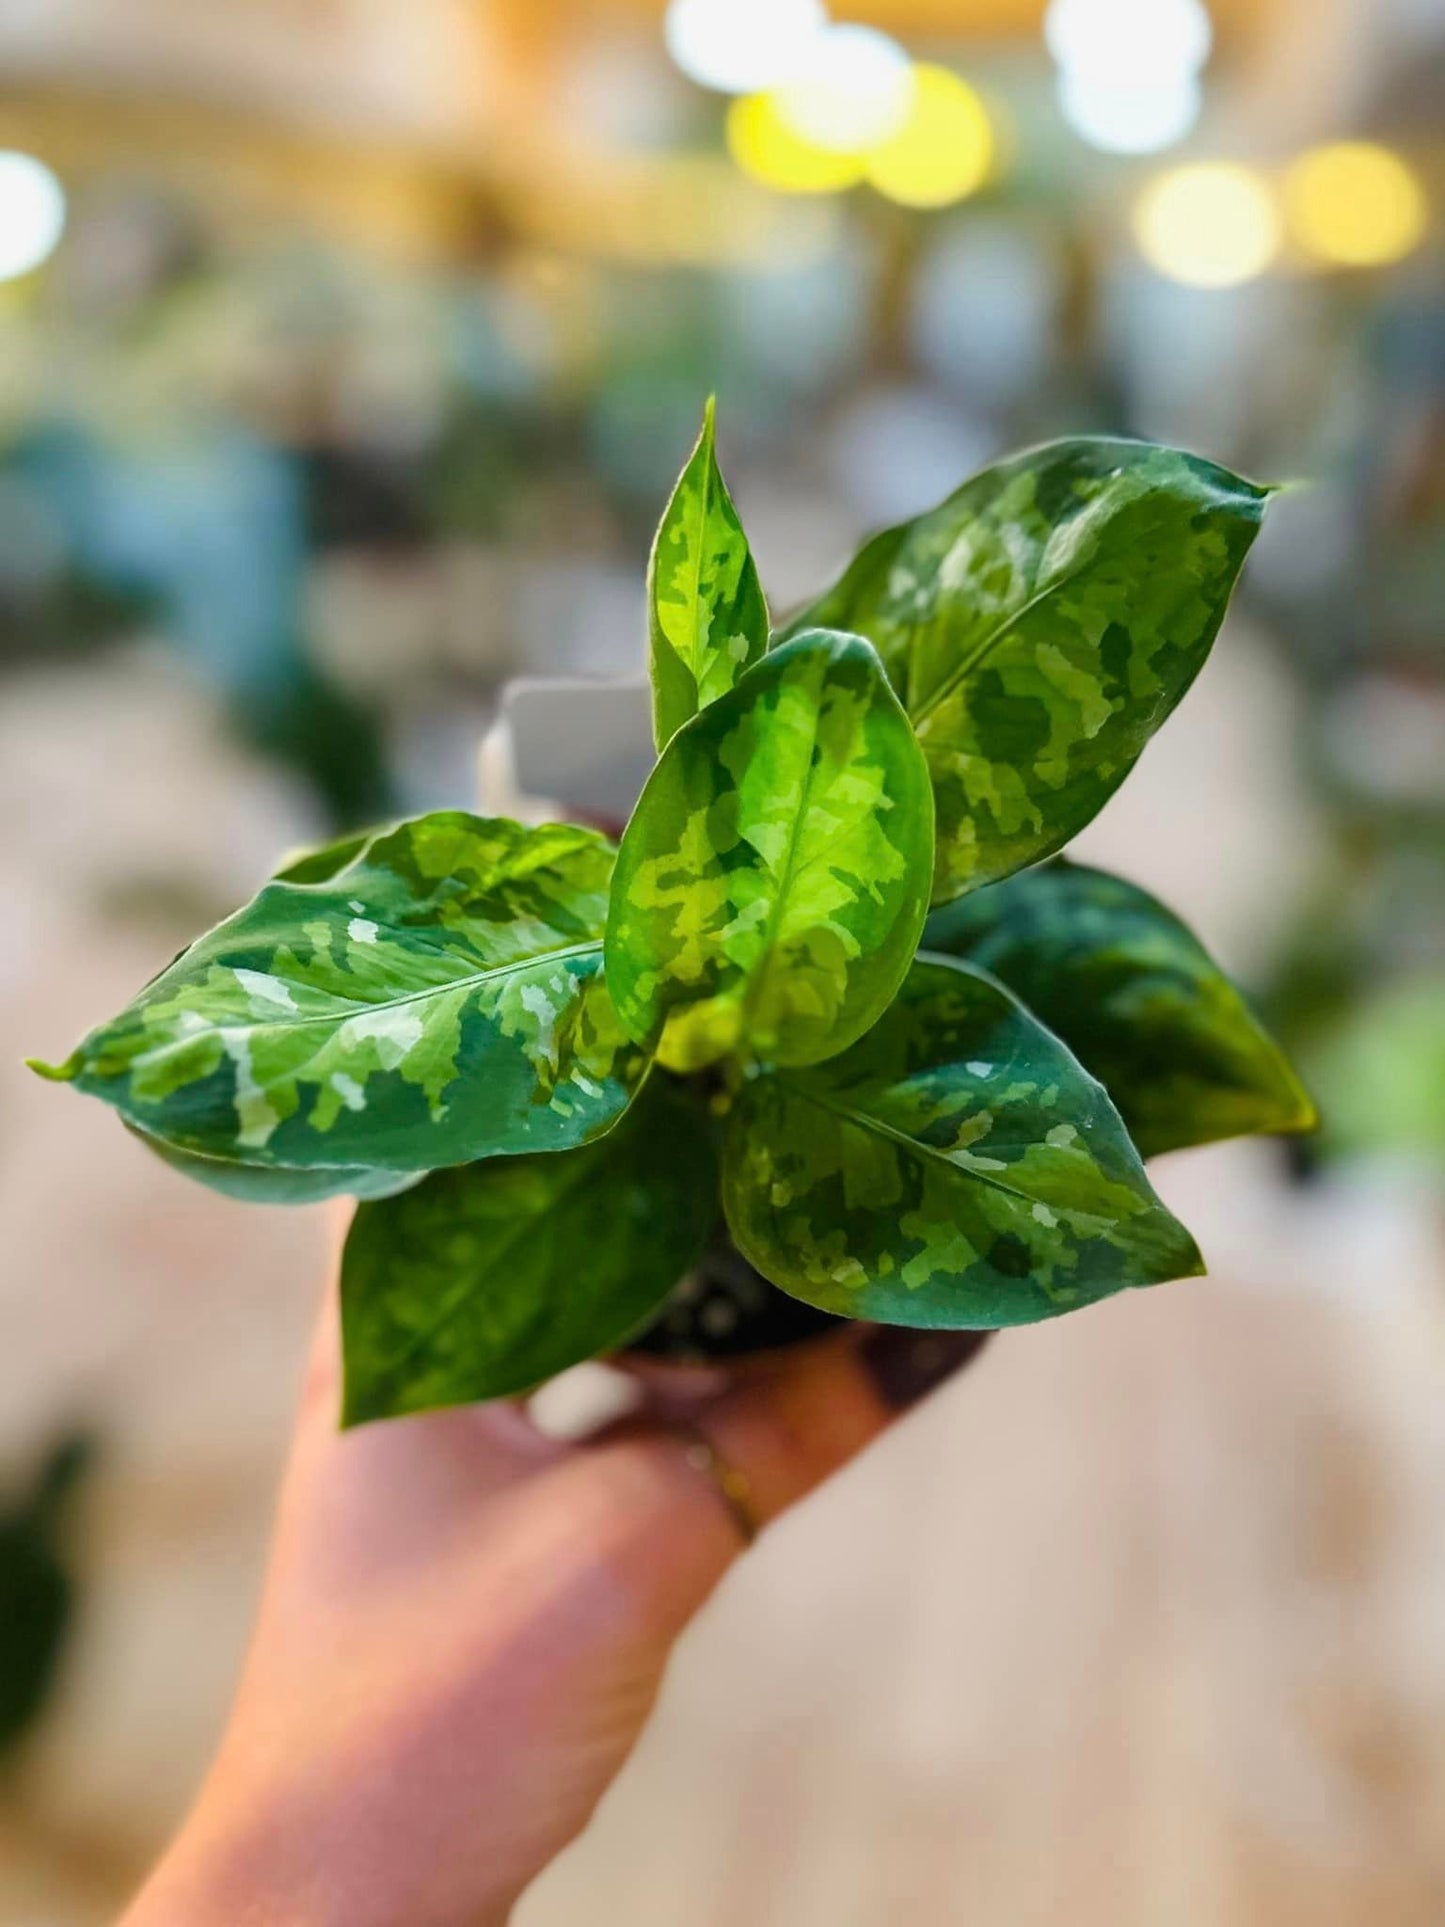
(554, 1327), (990, 1652)
(655, 1326), (993, 1537)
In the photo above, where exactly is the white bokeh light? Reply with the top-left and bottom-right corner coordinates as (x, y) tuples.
(776, 24), (914, 153)
(1058, 70), (1202, 155)
(664, 0), (827, 96)
(0, 152), (65, 282)
(1045, 0), (1211, 88)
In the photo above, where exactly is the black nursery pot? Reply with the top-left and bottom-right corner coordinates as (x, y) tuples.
(627, 1222), (844, 1364)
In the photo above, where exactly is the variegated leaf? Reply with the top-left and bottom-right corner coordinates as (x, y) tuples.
(649, 396), (769, 749)
(606, 628), (934, 1074)
(722, 955), (1202, 1326)
(341, 1077), (717, 1421)
(924, 860), (1317, 1158)
(784, 438), (1273, 906)
(32, 813), (650, 1171)
(130, 1127), (426, 1205)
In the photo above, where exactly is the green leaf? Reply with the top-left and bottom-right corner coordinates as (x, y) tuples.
(783, 438), (1273, 905)
(271, 830), (375, 885)
(924, 860), (1317, 1158)
(128, 1127), (426, 1205)
(606, 628), (935, 1074)
(340, 1078), (717, 1422)
(649, 396), (769, 750)
(722, 955), (1202, 1327)
(33, 812), (650, 1171)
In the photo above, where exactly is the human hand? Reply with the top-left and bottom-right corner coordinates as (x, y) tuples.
(123, 1273), (989, 1927)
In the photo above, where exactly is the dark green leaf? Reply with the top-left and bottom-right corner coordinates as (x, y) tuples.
(606, 629), (935, 1074)
(783, 438), (1273, 905)
(129, 1127), (425, 1204)
(32, 813), (650, 1171)
(722, 955), (1202, 1326)
(923, 860), (1317, 1158)
(340, 1078), (718, 1421)
(649, 397), (769, 750)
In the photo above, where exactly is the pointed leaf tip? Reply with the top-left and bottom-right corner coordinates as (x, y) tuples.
(924, 861), (1321, 1158)
(25, 1055), (74, 1083)
(37, 812), (650, 1172)
(647, 399), (768, 749)
(784, 437), (1275, 907)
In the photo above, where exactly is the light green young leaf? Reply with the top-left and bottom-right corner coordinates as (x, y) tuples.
(649, 396), (769, 749)
(783, 438), (1273, 905)
(606, 628), (935, 1074)
(923, 860), (1317, 1158)
(32, 813), (650, 1171)
(340, 1078), (717, 1422)
(722, 955), (1202, 1326)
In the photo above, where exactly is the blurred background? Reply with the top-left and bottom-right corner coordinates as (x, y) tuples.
(1, 1), (1442, 1920)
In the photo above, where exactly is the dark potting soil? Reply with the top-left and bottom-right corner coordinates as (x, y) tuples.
(627, 1225), (844, 1362)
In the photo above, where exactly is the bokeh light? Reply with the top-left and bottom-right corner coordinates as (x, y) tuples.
(775, 24), (914, 153)
(1284, 141), (1429, 269)
(1058, 71), (1201, 155)
(0, 152), (66, 282)
(864, 66), (994, 208)
(725, 92), (866, 194)
(1045, 0), (1212, 89)
(1133, 162), (1281, 287)
(664, 0), (826, 96)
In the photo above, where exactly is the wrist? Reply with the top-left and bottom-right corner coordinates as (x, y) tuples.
(121, 1799), (517, 1927)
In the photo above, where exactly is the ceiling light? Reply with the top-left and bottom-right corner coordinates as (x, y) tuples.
(1058, 70), (1201, 155)
(1284, 141), (1429, 269)
(1045, 0), (1211, 87)
(0, 152), (65, 283)
(1133, 162), (1281, 288)
(726, 92), (866, 194)
(865, 66), (995, 208)
(775, 24), (914, 154)
(664, 0), (826, 97)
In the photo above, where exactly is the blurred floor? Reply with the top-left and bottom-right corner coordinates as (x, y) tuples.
(3, 632), (1445, 1923)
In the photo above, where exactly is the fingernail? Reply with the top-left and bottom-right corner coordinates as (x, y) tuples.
(860, 1328), (992, 1413)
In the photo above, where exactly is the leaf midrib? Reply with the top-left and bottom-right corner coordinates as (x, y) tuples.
(779, 1077), (1057, 1212)
(128, 937), (603, 1058)
(907, 559), (1094, 730)
(683, 425), (715, 683)
(737, 685), (826, 1036)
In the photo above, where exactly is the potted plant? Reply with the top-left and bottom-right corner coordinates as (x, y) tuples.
(31, 404), (1315, 1422)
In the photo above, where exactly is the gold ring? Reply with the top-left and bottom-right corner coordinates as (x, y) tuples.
(674, 1423), (760, 1546)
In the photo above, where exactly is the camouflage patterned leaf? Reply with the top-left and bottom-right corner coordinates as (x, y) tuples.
(606, 629), (935, 1074)
(341, 1078), (717, 1422)
(924, 861), (1317, 1158)
(649, 397), (769, 750)
(783, 438), (1273, 905)
(130, 1127), (426, 1205)
(722, 955), (1202, 1326)
(32, 813), (650, 1171)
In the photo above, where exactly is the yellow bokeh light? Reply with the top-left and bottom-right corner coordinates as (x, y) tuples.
(726, 92), (865, 194)
(864, 65), (994, 209)
(1133, 163), (1282, 289)
(1284, 141), (1429, 269)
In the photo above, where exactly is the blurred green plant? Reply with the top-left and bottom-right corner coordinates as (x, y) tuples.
(33, 412), (1314, 1419)
(0, 1437), (91, 1761)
